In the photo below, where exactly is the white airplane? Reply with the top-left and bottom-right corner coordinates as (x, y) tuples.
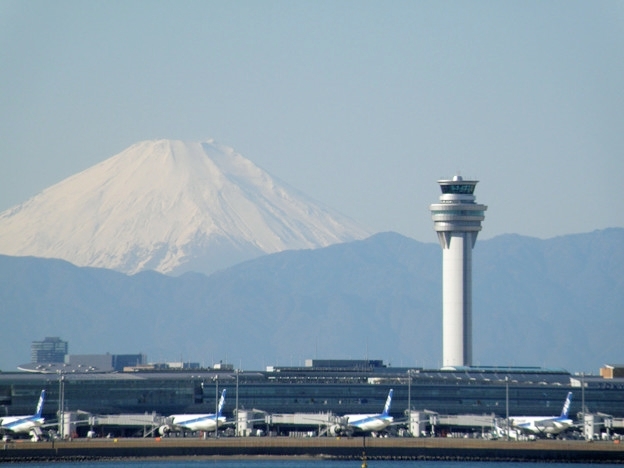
(509, 391), (574, 436)
(0, 390), (46, 441)
(330, 389), (394, 436)
(159, 389), (227, 436)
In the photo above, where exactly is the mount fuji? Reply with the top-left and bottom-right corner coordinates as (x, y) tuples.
(0, 139), (371, 275)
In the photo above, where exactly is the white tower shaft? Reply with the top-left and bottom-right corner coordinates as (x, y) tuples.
(430, 176), (486, 368)
(441, 231), (474, 367)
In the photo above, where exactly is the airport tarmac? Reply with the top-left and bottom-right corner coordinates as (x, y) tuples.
(1, 436), (623, 463)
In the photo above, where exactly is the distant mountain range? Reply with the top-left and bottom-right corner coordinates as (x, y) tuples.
(0, 138), (621, 374)
(0, 139), (370, 275)
(1, 228), (622, 374)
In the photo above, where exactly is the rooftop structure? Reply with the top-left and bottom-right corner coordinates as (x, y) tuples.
(30, 337), (67, 364)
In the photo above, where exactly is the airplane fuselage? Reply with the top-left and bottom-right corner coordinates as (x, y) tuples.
(169, 414), (226, 432)
(0, 416), (44, 434)
(510, 416), (573, 435)
(162, 388), (227, 435)
(0, 389), (46, 439)
(333, 389), (394, 436)
(344, 414), (393, 433)
(509, 391), (574, 436)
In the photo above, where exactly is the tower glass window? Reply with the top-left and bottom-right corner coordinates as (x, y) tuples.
(440, 184), (476, 195)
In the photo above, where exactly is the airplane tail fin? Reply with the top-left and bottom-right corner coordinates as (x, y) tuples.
(217, 389), (226, 417)
(560, 392), (573, 418)
(382, 389), (393, 416)
(35, 390), (46, 418)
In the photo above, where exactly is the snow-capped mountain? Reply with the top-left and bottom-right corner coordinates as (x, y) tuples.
(0, 139), (371, 275)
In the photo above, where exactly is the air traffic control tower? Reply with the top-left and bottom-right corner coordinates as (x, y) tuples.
(430, 175), (487, 368)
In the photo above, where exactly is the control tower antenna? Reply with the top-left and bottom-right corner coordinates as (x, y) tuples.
(430, 175), (487, 368)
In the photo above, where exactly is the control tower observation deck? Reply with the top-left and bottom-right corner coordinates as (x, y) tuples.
(430, 175), (487, 368)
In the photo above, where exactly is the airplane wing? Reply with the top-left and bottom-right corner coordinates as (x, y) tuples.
(537, 419), (572, 430)
(516, 417), (573, 435)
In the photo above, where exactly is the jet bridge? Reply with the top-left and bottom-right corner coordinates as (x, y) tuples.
(416, 411), (497, 438)
(264, 412), (339, 437)
(86, 413), (165, 438)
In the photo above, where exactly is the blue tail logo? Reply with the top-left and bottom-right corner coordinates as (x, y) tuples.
(382, 389), (393, 416)
(35, 390), (46, 418)
(217, 389), (226, 417)
(560, 392), (572, 418)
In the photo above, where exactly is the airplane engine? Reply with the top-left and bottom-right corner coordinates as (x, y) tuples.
(158, 425), (172, 437)
(328, 424), (348, 437)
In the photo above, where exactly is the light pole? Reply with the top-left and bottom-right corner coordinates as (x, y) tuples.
(407, 370), (413, 436)
(581, 372), (586, 440)
(214, 376), (219, 439)
(505, 376), (509, 441)
(235, 369), (240, 437)
(57, 371), (65, 439)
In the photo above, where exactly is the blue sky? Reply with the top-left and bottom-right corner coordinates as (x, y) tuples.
(1, 0), (623, 242)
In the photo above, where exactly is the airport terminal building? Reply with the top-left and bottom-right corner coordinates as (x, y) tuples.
(2, 359), (624, 438)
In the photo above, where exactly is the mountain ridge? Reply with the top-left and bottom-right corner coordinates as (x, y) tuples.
(1, 228), (621, 374)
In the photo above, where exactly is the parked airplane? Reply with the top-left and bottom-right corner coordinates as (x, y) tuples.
(0, 390), (46, 441)
(329, 389), (394, 436)
(509, 391), (574, 436)
(159, 389), (227, 436)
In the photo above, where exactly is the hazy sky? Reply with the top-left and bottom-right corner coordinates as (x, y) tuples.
(1, 0), (623, 243)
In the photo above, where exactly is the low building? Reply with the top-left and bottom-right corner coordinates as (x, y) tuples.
(600, 364), (624, 379)
(30, 337), (68, 364)
(17, 353), (146, 373)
